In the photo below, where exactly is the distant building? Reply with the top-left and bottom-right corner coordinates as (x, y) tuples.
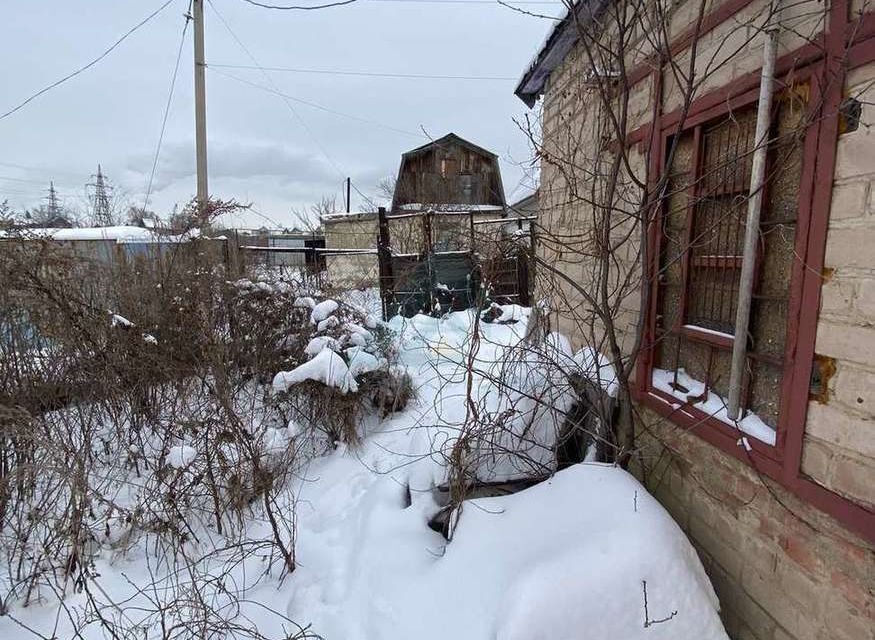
(391, 133), (506, 211)
(323, 134), (512, 288)
(509, 189), (539, 218)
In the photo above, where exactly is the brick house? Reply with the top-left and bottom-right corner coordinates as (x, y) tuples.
(515, 1), (874, 638)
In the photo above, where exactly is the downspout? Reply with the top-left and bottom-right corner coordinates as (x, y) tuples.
(727, 2), (781, 421)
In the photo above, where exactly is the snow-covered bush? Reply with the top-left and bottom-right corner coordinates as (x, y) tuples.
(226, 274), (318, 382)
(271, 297), (412, 449)
(439, 306), (619, 516)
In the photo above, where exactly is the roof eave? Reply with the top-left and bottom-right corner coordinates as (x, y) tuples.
(514, 0), (608, 108)
(401, 133), (498, 159)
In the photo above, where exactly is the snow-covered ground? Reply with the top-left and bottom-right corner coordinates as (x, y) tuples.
(0, 307), (728, 640)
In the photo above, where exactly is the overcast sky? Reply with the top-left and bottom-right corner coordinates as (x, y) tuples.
(0, 0), (559, 228)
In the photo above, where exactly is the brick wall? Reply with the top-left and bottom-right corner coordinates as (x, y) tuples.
(533, 2), (875, 639)
(634, 411), (874, 640)
(805, 62), (875, 510)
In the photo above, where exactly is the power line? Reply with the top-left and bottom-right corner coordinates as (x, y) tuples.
(367, 0), (562, 3)
(239, 0), (357, 9)
(0, 174), (76, 186)
(247, 203), (287, 228)
(207, 0), (398, 211)
(206, 0), (347, 178)
(208, 63), (516, 81)
(0, 186), (78, 198)
(143, 9), (192, 211)
(0, 0), (178, 121)
(210, 68), (425, 139)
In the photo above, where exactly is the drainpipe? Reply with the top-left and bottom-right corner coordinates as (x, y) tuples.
(727, 2), (781, 421)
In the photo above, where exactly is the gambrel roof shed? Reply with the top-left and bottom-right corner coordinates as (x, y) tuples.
(391, 133), (506, 211)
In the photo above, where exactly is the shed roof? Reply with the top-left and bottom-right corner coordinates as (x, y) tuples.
(401, 133), (498, 159)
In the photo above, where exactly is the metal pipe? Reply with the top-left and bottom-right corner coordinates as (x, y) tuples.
(727, 3), (780, 421)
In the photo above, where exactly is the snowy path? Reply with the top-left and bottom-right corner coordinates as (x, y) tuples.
(276, 312), (729, 640)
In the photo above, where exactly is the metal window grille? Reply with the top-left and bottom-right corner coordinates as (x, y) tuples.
(686, 109), (758, 334)
(653, 97), (804, 433)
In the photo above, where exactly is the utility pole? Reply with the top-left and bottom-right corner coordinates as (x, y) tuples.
(346, 177), (351, 213)
(193, 0), (208, 211)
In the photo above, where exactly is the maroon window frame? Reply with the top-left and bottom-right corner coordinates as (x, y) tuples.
(630, 0), (875, 543)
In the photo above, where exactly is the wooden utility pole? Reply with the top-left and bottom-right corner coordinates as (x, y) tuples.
(193, 0), (208, 209)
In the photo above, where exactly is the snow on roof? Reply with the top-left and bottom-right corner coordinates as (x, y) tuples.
(321, 211), (379, 223)
(398, 203), (504, 212)
(0, 226), (200, 244)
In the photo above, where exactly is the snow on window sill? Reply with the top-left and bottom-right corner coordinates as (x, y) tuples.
(651, 368), (776, 446)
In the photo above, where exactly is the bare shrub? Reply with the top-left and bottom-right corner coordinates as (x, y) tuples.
(0, 201), (324, 638)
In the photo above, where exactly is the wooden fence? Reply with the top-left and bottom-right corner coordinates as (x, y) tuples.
(376, 207), (534, 319)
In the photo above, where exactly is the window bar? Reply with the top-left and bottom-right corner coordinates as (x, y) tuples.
(699, 344), (716, 404)
(672, 334), (683, 390)
(710, 124), (732, 330)
(679, 126), (703, 330)
(722, 120), (745, 331)
(730, 119), (755, 334)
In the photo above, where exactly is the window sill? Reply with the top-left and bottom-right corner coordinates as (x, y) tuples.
(634, 385), (785, 479)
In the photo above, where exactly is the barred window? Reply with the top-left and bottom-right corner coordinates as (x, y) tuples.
(651, 96), (805, 442)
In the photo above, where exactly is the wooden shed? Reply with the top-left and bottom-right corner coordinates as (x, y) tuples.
(391, 133), (506, 211)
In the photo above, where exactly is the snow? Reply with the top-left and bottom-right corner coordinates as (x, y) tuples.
(142, 333), (158, 345)
(1, 226), (196, 243)
(490, 303), (527, 323)
(572, 346), (619, 398)
(651, 368), (776, 445)
(287, 460), (726, 640)
(345, 346), (386, 377)
(304, 335), (341, 357)
(398, 203), (505, 212)
(294, 296), (316, 309)
(165, 445), (197, 469)
(273, 348), (358, 394)
(13, 226), (156, 241)
(338, 288), (383, 324)
(317, 315), (340, 332)
(263, 426), (289, 454)
(1, 306), (728, 640)
(682, 323), (735, 340)
(311, 299), (339, 323)
(344, 322), (374, 346)
(346, 331), (368, 347)
(110, 312), (134, 328)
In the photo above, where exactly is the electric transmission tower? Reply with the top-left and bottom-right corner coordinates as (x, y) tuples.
(46, 181), (61, 218)
(87, 164), (113, 226)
